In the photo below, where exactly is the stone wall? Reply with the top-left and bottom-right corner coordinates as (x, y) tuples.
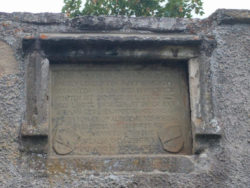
(0, 9), (249, 187)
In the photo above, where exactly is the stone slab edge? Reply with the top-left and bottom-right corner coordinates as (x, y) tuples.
(0, 9), (249, 34)
(209, 9), (250, 24)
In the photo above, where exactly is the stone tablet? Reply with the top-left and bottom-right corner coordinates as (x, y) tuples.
(49, 62), (192, 156)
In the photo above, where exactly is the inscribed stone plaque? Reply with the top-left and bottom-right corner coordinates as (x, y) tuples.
(49, 62), (191, 156)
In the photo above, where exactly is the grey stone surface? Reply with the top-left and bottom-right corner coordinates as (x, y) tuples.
(0, 9), (249, 187)
(50, 63), (191, 156)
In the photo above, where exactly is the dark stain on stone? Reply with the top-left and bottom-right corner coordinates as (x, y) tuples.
(171, 48), (179, 57)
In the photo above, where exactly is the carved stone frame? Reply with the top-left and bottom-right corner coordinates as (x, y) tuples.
(20, 33), (220, 172)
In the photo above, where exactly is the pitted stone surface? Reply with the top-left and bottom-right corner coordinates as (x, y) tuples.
(0, 40), (18, 77)
(0, 9), (249, 188)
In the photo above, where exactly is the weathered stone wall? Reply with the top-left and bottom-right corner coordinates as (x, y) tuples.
(0, 9), (249, 187)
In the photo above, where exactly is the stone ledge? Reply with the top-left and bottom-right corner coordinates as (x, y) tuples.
(194, 118), (222, 136)
(70, 16), (195, 32)
(47, 155), (194, 173)
(25, 33), (201, 41)
(22, 33), (202, 47)
(22, 33), (201, 61)
(1, 10), (249, 34)
(21, 122), (48, 136)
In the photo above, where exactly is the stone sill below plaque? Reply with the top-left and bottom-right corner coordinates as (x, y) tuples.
(47, 154), (194, 174)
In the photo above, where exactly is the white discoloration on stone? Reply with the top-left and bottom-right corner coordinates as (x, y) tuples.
(210, 118), (221, 133)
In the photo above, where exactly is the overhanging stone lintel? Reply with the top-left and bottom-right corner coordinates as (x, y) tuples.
(22, 33), (201, 61)
(24, 33), (202, 43)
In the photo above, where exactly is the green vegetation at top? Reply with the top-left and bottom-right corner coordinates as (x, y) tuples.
(62, 0), (204, 18)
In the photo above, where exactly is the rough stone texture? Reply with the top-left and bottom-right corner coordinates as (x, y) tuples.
(0, 41), (19, 78)
(0, 9), (249, 187)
